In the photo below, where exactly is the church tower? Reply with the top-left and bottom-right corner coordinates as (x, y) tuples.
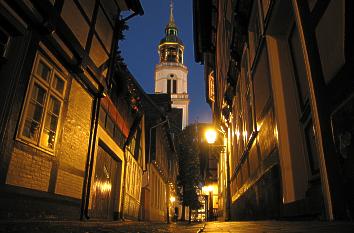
(155, 0), (189, 128)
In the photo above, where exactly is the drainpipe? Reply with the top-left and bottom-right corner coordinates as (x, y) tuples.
(80, 92), (102, 220)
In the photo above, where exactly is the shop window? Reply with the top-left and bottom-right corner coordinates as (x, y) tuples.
(19, 53), (66, 151)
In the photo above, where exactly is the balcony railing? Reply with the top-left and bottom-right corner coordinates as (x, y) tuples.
(171, 93), (189, 99)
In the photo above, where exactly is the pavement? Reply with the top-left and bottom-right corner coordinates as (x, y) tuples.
(0, 220), (203, 233)
(200, 221), (354, 233)
(1, 220), (354, 233)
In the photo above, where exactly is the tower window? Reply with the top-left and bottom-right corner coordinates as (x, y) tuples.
(178, 49), (183, 63)
(173, 80), (177, 94)
(170, 74), (174, 78)
(167, 80), (171, 94)
(169, 29), (176, 35)
(167, 47), (177, 62)
(167, 79), (177, 94)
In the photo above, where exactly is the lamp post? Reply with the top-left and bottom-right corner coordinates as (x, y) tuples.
(204, 127), (231, 221)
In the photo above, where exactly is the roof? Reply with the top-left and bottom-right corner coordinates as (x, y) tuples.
(159, 35), (184, 45)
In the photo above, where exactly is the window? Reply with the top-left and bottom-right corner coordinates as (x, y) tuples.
(19, 53), (66, 151)
(167, 76), (177, 94)
(167, 80), (171, 94)
(178, 49), (183, 63)
(172, 80), (177, 94)
(167, 47), (177, 62)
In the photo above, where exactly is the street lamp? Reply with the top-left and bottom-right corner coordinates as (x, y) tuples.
(170, 196), (176, 203)
(205, 129), (217, 144)
(204, 127), (231, 221)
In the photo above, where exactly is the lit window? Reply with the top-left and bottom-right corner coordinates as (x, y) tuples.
(19, 53), (66, 151)
(208, 72), (215, 101)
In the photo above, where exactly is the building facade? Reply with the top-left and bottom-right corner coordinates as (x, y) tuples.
(140, 94), (179, 222)
(194, 0), (353, 220)
(0, 0), (144, 220)
(154, 1), (190, 128)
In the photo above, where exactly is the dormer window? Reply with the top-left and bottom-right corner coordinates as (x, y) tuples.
(169, 29), (176, 35)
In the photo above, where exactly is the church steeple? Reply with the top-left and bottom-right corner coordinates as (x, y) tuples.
(164, 0), (179, 37)
(155, 1), (189, 128)
(159, 0), (184, 64)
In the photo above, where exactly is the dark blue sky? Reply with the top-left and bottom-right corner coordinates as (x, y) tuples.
(120, 0), (212, 124)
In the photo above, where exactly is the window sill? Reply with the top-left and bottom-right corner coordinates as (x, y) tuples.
(15, 137), (55, 157)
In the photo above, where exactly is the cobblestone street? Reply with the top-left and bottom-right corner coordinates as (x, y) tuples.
(0, 221), (203, 233)
(2, 220), (354, 233)
(201, 221), (354, 233)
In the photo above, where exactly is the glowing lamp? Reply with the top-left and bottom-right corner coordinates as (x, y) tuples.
(205, 129), (217, 144)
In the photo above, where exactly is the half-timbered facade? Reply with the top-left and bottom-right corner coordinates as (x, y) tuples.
(0, 0), (143, 220)
(194, 0), (353, 221)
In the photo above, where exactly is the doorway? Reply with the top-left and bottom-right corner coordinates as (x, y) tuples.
(91, 143), (122, 219)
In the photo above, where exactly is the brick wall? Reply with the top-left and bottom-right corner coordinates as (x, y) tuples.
(6, 148), (51, 192)
(55, 79), (93, 199)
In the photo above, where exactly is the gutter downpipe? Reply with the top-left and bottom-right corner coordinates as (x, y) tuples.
(80, 93), (102, 220)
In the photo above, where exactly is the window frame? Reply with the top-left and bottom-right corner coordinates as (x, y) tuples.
(17, 53), (67, 153)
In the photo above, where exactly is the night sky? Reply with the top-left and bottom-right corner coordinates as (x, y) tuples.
(120, 0), (212, 124)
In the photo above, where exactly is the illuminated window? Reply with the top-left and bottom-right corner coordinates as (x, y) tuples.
(208, 72), (215, 102)
(18, 53), (66, 152)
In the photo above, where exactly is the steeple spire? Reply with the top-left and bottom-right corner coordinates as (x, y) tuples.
(169, 0), (174, 23)
(165, 0), (177, 35)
